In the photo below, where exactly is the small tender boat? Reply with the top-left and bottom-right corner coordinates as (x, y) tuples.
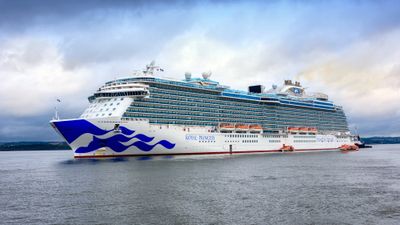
(280, 144), (295, 152)
(355, 142), (372, 148)
(340, 144), (359, 152)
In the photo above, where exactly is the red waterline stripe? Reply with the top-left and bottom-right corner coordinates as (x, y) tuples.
(74, 148), (339, 159)
(295, 147), (338, 152)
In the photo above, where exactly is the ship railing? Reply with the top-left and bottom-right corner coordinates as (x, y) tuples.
(93, 90), (149, 99)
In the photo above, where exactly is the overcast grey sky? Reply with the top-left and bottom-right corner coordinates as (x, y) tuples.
(0, 0), (399, 141)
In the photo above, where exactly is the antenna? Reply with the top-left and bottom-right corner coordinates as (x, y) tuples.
(143, 60), (163, 76)
(354, 126), (359, 135)
(53, 99), (61, 120)
(54, 107), (59, 120)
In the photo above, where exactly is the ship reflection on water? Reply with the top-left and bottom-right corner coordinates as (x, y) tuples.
(59, 154), (236, 165)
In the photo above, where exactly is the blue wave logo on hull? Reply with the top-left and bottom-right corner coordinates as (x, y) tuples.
(53, 120), (136, 143)
(52, 119), (175, 153)
(75, 136), (175, 153)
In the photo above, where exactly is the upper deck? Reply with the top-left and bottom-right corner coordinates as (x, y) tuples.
(103, 75), (338, 112)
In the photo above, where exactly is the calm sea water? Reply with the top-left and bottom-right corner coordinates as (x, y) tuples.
(1, 145), (400, 225)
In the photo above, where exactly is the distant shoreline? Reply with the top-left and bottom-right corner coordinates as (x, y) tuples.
(0, 142), (71, 151)
(361, 137), (400, 145)
(0, 138), (399, 151)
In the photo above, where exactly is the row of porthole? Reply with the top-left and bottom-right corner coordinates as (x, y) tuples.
(225, 140), (240, 143)
(81, 112), (113, 118)
(199, 140), (216, 143)
(103, 103), (119, 107)
(85, 107), (117, 114)
(263, 135), (286, 138)
(96, 113), (113, 117)
(243, 140), (258, 143)
(224, 134), (258, 138)
(93, 97), (124, 104)
(293, 136), (316, 138)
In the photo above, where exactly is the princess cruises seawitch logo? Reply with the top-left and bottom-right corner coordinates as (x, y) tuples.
(53, 120), (175, 153)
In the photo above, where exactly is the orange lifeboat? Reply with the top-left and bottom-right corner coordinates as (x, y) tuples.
(249, 124), (262, 133)
(219, 123), (235, 132)
(280, 144), (295, 152)
(340, 144), (359, 152)
(235, 123), (249, 133)
(288, 127), (299, 133)
(299, 127), (309, 132)
(308, 127), (318, 133)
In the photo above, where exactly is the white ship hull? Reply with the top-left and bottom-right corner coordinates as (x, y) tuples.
(51, 118), (356, 158)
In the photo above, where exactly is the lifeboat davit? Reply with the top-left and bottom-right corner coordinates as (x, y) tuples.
(340, 144), (359, 152)
(249, 124), (262, 133)
(235, 123), (249, 133)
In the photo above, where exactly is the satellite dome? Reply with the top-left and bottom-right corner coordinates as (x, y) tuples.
(185, 72), (192, 80)
(202, 71), (212, 80)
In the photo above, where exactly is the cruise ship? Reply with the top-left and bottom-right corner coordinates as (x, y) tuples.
(50, 62), (359, 158)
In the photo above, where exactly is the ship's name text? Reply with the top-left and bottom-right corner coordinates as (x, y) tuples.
(185, 135), (216, 141)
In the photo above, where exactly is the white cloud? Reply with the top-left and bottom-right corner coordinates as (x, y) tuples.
(297, 29), (400, 118)
(292, 29), (400, 135)
(0, 37), (91, 117)
(158, 32), (297, 90)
